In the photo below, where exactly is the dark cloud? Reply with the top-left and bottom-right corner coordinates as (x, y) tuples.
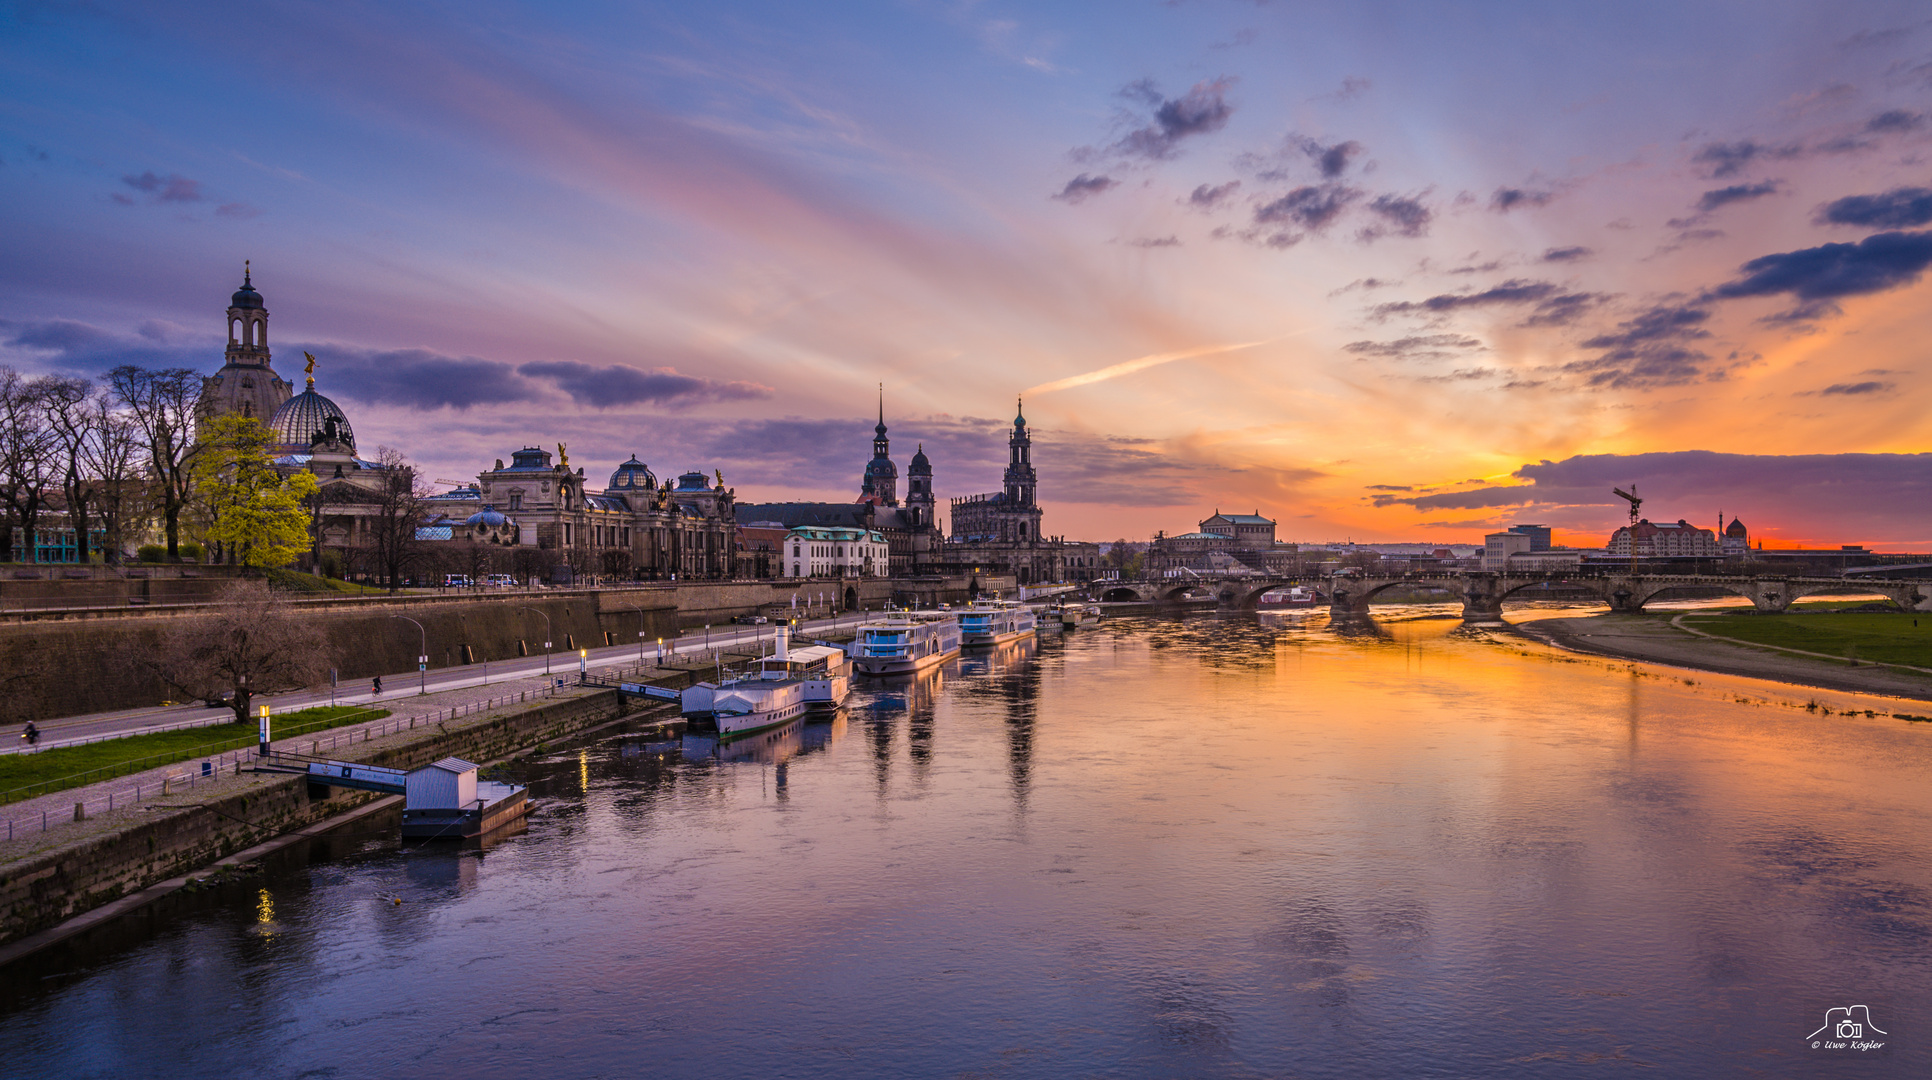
(121, 171), (202, 203)
(0, 317), (209, 374)
(1820, 380), (1894, 395)
(326, 347), (530, 409)
(1866, 109), (1925, 133)
(1128, 236), (1181, 248)
(1375, 451), (1932, 543)
(1691, 139), (1802, 178)
(1816, 187), (1932, 228)
(1186, 181), (1240, 209)
(1542, 246), (1594, 262)
(1696, 181), (1780, 212)
(1111, 77), (1237, 160)
(1343, 334), (1483, 361)
(1490, 187), (1553, 212)
(1705, 230), (1932, 320)
(1365, 484), (1412, 492)
(1294, 137), (1362, 179)
(1563, 304), (1716, 389)
(1255, 184), (1360, 231)
(1358, 193), (1432, 240)
(517, 360), (770, 408)
(1053, 173), (1118, 203)
(1372, 279), (1600, 326)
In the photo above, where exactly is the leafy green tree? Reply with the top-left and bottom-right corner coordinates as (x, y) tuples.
(192, 415), (319, 569)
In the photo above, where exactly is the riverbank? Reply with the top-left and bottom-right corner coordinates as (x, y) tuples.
(0, 679), (687, 954)
(1510, 611), (1932, 702)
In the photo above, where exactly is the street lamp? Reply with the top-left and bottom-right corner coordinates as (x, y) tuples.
(518, 606), (553, 675)
(622, 600), (647, 663)
(390, 615), (428, 695)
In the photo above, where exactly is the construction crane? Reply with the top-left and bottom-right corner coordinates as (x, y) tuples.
(1611, 485), (1642, 527)
(433, 478), (472, 488)
(1612, 485), (1642, 570)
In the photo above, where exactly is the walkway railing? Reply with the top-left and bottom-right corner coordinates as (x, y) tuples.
(0, 682), (573, 841)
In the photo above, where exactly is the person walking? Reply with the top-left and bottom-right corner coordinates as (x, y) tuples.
(372, 676), (383, 697)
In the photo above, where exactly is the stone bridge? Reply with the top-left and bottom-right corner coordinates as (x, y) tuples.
(1093, 571), (1930, 620)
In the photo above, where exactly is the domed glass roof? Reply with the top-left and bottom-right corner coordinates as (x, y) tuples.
(466, 505), (514, 528)
(268, 389), (355, 450)
(609, 455), (656, 490)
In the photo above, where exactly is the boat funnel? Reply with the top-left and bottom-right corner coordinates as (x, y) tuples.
(773, 626), (789, 663)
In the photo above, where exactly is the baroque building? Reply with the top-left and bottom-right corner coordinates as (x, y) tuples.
(940, 402), (1100, 586)
(198, 263), (294, 425)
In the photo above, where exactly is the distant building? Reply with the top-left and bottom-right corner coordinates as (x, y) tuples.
(1506, 523), (1552, 551)
(784, 525), (889, 578)
(1607, 518), (1719, 558)
(1483, 532), (1533, 569)
(1720, 514), (1750, 558)
(1147, 509), (1298, 575)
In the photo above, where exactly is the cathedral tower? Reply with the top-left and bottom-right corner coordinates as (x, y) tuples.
(906, 443), (934, 527)
(860, 388), (899, 505)
(198, 262), (292, 424)
(1001, 399), (1042, 541)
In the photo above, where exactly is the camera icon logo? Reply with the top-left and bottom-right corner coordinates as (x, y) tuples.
(1807, 1005), (1887, 1047)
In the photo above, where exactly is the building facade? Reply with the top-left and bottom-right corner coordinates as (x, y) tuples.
(1607, 518), (1720, 558)
(785, 526), (889, 578)
(1146, 510), (1298, 575)
(940, 403), (1100, 584)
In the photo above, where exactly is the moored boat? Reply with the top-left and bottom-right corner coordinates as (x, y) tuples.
(958, 600), (1037, 646)
(682, 628), (845, 737)
(850, 613), (962, 675)
(1059, 603), (1102, 629)
(1258, 585), (1318, 609)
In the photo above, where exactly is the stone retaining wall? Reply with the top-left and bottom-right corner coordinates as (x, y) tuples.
(0, 688), (647, 947)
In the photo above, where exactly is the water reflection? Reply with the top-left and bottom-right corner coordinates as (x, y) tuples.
(3, 612), (1930, 1078)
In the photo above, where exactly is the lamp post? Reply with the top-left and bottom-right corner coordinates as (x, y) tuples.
(622, 600), (647, 663)
(518, 606), (553, 675)
(390, 615), (428, 695)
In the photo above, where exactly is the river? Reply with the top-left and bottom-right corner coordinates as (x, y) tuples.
(2, 610), (1927, 1078)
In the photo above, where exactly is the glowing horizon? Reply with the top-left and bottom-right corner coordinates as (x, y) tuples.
(2, 2), (1929, 548)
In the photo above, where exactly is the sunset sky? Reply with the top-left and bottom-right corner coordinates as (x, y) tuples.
(3, 1), (1931, 547)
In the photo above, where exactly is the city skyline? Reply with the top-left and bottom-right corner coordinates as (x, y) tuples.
(3, 2), (1931, 547)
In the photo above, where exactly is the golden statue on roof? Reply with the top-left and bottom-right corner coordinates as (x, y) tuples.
(303, 351), (317, 389)
(557, 443), (569, 468)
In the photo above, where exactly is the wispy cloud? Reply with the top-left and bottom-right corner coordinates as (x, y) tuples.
(1026, 340), (1271, 395)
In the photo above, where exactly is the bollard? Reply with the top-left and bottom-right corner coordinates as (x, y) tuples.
(74, 802), (85, 822)
(162, 777), (173, 796)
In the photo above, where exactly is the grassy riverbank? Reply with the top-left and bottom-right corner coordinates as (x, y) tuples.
(1682, 611), (1932, 668)
(0, 706), (390, 804)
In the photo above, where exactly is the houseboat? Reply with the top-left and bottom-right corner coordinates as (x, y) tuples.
(958, 600), (1037, 647)
(1258, 585), (1319, 609)
(681, 629), (848, 737)
(849, 613), (962, 676)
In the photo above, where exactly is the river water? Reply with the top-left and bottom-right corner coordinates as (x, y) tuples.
(3, 611), (1928, 1078)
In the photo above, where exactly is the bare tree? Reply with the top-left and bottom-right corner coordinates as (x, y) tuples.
(366, 446), (430, 592)
(143, 579), (334, 724)
(81, 391), (145, 564)
(0, 368), (59, 564)
(108, 365), (201, 561)
(42, 375), (98, 564)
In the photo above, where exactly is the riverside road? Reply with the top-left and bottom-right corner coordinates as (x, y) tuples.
(4, 614), (863, 753)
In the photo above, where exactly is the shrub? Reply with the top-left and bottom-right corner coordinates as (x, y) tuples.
(179, 542), (203, 561)
(136, 544), (166, 563)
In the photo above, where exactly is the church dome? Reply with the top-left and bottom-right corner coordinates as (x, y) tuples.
(909, 444), (930, 473)
(608, 455), (656, 490)
(1726, 517), (1748, 537)
(230, 267), (264, 310)
(268, 389), (355, 450)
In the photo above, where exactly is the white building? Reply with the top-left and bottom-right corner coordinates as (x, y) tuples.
(1483, 532), (1533, 569)
(785, 526), (889, 578)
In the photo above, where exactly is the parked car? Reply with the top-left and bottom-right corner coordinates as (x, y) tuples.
(443, 574), (471, 587)
(733, 614), (769, 625)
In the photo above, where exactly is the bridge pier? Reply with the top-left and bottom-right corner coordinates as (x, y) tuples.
(1459, 573), (1505, 621)
(1327, 588), (1371, 621)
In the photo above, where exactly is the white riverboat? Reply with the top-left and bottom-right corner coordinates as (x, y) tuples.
(1058, 603), (1102, 629)
(681, 629), (851, 738)
(849, 613), (962, 676)
(958, 600), (1038, 647)
(1258, 586), (1318, 609)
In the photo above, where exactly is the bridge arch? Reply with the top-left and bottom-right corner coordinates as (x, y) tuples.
(1100, 586), (1143, 603)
